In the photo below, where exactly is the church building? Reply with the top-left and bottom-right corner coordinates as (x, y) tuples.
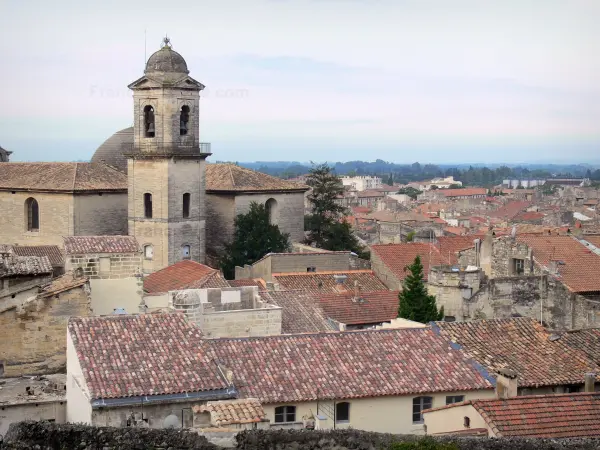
(0, 38), (308, 274)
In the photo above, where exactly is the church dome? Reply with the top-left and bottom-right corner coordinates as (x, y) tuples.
(145, 39), (189, 75)
(91, 127), (133, 173)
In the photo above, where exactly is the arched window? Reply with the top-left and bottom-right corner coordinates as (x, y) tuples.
(265, 198), (278, 225)
(25, 197), (39, 231)
(274, 405), (296, 423)
(144, 105), (155, 138)
(335, 402), (350, 423)
(144, 193), (153, 218)
(143, 245), (154, 260)
(182, 245), (191, 260)
(180, 105), (190, 136)
(182, 193), (190, 218)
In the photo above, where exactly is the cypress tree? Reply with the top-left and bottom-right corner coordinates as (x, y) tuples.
(398, 255), (444, 323)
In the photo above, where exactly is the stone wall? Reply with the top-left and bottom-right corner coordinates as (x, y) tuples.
(0, 283), (91, 376)
(205, 193), (236, 259)
(65, 253), (141, 280)
(371, 250), (402, 290)
(0, 191), (74, 247)
(427, 267), (482, 321)
(73, 193), (127, 236)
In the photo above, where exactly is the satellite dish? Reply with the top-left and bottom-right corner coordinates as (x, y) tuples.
(163, 414), (180, 429)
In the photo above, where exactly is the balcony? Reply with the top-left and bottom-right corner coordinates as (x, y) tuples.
(122, 142), (211, 158)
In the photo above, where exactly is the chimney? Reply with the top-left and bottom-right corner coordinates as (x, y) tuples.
(548, 260), (559, 275)
(585, 373), (596, 392)
(496, 368), (518, 399)
(352, 280), (362, 302)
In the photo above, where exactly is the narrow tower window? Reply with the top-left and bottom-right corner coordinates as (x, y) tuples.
(180, 105), (190, 136)
(265, 198), (278, 225)
(182, 245), (191, 260)
(144, 193), (153, 218)
(25, 197), (39, 231)
(144, 105), (155, 138)
(183, 193), (190, 218)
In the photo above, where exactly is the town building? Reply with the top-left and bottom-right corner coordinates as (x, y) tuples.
(0, 145), (12, 162)
(340, 175), (382, 192)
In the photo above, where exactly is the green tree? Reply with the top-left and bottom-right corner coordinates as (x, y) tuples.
(220, 202), (290, 279)
(398, 256), (444, 323)
(386, 173), (394, 186)
(304, 163), (367, 257)
(397, 187), (422, 200)
(405, 231), (416, 242)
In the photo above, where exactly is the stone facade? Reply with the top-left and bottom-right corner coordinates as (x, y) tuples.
(169, 287), (282, 338)
(206, 192), (305, 259)
(0, 191), (127, 248)
(65, 252), (141, 280)
(427, 266), (482, 321)
(0, 277), (91, 376)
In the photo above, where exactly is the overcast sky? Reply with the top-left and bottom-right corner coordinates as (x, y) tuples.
(1, 0), (599, 164)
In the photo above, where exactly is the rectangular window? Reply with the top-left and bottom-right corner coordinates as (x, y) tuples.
(274, 405), (296, 423)
(412, 396), (432, 424)
(335, 402), (350, 422)
(307, 267), (316, 273)
(446, 395), (465, 405)
(99, 257), (111, 274)
(144, 193), (153, 218)
(512, 258), (525, 275)
(183, 193), (190, 218)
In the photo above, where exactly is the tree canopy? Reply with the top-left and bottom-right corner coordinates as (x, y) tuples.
(398, 256), (444, 323)
(220, 202), (290, 279)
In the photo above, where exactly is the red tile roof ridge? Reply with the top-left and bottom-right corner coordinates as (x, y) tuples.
(272, 269), (375, 276)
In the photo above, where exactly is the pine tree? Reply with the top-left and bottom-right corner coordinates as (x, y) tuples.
(220, 202), (290, 279)
(398, 256), (444, 323)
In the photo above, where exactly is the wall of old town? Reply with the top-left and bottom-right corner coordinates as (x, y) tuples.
(73, 193), (127, 236)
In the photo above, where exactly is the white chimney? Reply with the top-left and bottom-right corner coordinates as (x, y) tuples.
(496, 368), (518, 399)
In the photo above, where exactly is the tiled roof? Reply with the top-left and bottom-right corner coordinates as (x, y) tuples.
(205, 164), (309, 193)
(38, 273), (88, 298)
(436, 236), (482, 265)
(272, 270), (388, 293)
(488, 201), (532, 220)
(0, 162), (127, 192)
(228, 279), (267, 290)
(12, 245), (64, 268)
(318, 290), (400, 325)
(207, 328), (494, 403)
(443, 226), (468, 236)
(441, 188), (486, 198)
(368, 211), (433, 223)
(584, 235), (600, 247)
(144, 260), (227, 294)
(471, 393), (600, 438)
(196, 398), (266, 426)
(264, 290), (337, 334)
(68, 314), (228, 399)
(435, 318), (599, 388)
(556, 328), (600, 369)
(0, 254), (53, 278)
(64, 236), (139, 255)
(357, 190), (385, 198)
(371, 243), (446, 282)
(516, 235), (600, 293)
(513, 211), (545, 221)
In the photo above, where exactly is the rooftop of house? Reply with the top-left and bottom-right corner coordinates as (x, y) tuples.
(206, 327), (495, 403)
(0, 374), (66, 407)
(368, 210), (433, 223)
(38, 272), (89, 299)
(144, 260), (229, 294)
(0, 162), (128, 192)
(262, 290), (336, 334)
(205, 163), (309, 193)
(68, 314), (228, 400)
(11, 245), (64, 268)
(195, 398), (266, 427)
(272, 270), (388, 293)
(317, 290), (400, 325)
(250, 250), (351, 266)
(488, 201), (532, 220)
(0, 253), (53, 278)
(228, 278), (267, 290)
(515, 235), (600, 293)
(371, 243), (447, 282)
(440, 188), (487, 198)
(357, 190), (386, 198)
(63, 236), (140, 255)
(513, 211), (545, 221)
(434, 318), (600, 388)
(428, 393), (600, 438)
(436, 236), (483, 264)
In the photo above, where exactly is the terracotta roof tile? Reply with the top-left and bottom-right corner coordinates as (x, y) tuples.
(11, 245), (64, 268)
(436, 236), (482, 265)
(441, 188), (486, 198)
(0, 253), (53, 278)
(0, 162), (127, 192)
(206, 164), (308, 193)
(371, 243), (446, 282)
(317, 290), (400, 325)
(514, 211), (545, 221)
(263, 290), (337, 334)
(228, 279), (267, 290)
(64, 236), (139, 255)
(516, 235), (600, 293)
(471, 393), (600, 438)
(38, 273), (88, 298)
(68, 314), (228, 399)
(196, 398), (266, 426)
(144, 260), (227, 294)
(206, 328), (494, 403)
(488, 201), (532, 220)
(272, 270), (387, 293)
(435, 318), (599, 388)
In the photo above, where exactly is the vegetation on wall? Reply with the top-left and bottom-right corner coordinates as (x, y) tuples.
(219, 202), (290, 279)
(398, 256), (444, 323)
(304, 163), (368, 258)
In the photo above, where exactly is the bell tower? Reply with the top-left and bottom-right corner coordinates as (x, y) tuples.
(125, 37), (210, 272)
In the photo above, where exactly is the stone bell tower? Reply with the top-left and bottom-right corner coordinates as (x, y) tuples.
(125, 37), (210, 272)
